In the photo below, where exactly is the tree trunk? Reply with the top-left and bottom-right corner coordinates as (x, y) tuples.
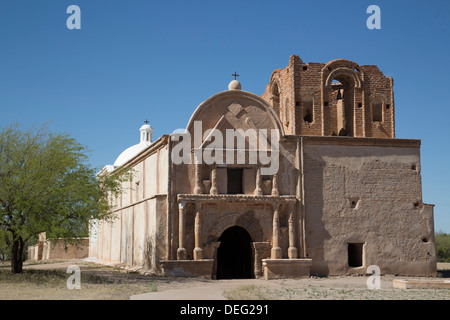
(10, 238), (24, 274)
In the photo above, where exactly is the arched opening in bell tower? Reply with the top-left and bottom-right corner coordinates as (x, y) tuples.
(330, 74), (356, 136)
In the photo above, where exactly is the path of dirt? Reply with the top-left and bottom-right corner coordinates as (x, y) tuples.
(2, 260), (448, 300)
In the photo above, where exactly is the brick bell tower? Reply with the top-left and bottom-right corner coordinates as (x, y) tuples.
(261, 55), (395, 138)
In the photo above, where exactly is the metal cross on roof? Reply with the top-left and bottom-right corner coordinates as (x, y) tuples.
(232, 72), (239, 80)
(144, 120), (149, 124)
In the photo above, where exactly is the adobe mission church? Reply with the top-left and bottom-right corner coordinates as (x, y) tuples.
(89, 55), (437, 279)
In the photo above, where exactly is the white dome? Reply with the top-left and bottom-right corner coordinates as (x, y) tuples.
(140, 123), (153, 130)
(113, 141), (151, 167)
(112, 121), (154, 168)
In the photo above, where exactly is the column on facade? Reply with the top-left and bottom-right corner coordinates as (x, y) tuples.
(253, 243), (262, 277)
(288, 202), (298, 259)
(337, 91), (346, 135)
(271, 202), (282, 259)
(254, 167), (263, 196)
(194, 164), (203, 194)
(177, 201), (186, 260)
(271, 174), (279, 196)
(193, 202), (203, 260)
(210, 166), (218, 195)
(252, 242), (270, 278)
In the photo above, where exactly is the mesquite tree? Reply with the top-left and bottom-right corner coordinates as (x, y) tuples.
(0, 123), (131, 273)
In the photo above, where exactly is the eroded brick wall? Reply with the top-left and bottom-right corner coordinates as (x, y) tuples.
(262, 55), (395, 138)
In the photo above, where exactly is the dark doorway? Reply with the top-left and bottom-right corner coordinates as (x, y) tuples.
(348, 243), (364, 267)
(227, 169), (243, 194)
(216, 226), (252, 279)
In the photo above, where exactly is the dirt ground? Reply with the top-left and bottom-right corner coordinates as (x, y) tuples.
(0, 260), (448, 300)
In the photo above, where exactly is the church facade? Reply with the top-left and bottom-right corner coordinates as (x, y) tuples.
(89, 55), (437, 279)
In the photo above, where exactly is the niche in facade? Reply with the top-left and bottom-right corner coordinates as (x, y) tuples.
(227, 168), (243, 194)
(303, 97), (313, 123)
(372, 100), (383, 122)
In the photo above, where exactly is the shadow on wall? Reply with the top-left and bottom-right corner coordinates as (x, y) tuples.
(145, 234), (163, 274)
(304, 152), (331, 276)
(145, 235), (155, 272)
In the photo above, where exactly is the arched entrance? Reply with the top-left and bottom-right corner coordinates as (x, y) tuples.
(216, 226), (253, 279)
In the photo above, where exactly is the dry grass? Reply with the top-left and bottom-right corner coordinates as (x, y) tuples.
(224, 264), (450, 300)
(0, 262), (158, 300)
(223, 283), (450, 300)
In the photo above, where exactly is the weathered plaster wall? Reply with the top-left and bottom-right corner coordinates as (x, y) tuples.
(94, 142), (169, 273)
(303, 137), (436, 276)
(110, 212), (121, 263)
(29, 237), (89, 261)
(44, 239), (89, 260)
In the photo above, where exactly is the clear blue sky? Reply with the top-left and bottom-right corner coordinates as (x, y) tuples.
(1, 0), (449, 232)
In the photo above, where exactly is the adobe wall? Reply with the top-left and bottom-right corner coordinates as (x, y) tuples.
(44, 238), (89, 260)
(28, 238), (89, 261)
(95, 140), (169, 274)
(302, 136), (437, 276)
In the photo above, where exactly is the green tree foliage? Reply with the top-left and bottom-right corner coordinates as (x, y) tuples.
(435, 232), (450, 263)
(0, 123), (132, 273)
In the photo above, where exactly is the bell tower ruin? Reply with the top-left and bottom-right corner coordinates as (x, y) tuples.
(262, 55), (395, 138)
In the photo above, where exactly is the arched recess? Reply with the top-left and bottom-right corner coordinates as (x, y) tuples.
(369, 93), (387, 123)
(325, 67), (361, 88)
(303, 96), (314, 123)
(207, 212), (264, 244)
(270, 79), (281, 118)
(320, 59), (365, 136)
(324, 67), (361, 136)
